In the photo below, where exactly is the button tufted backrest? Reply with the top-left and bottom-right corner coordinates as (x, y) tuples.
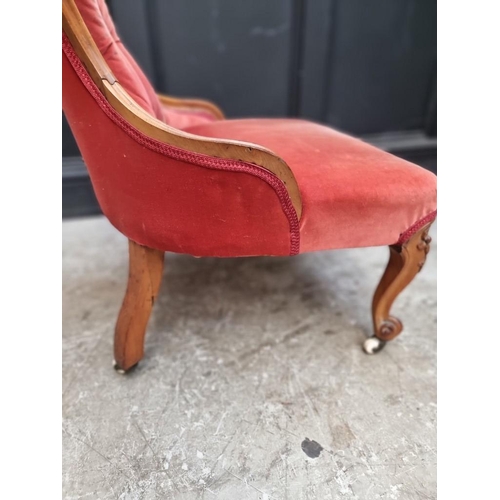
(74, 0), (166, 122)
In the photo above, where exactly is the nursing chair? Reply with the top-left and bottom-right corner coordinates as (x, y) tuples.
(62, 0), (437, 373)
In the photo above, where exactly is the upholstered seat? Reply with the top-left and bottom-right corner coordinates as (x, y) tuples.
(185, 118), (436, 253)
(62, 0), (437, 370)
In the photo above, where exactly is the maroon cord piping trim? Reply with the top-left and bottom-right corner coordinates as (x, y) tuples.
(396, 210), (437, 245)
(63, 33), (300, 255)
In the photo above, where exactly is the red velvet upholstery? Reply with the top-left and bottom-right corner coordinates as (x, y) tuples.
(63, 2), (436, 257)
(162, 106), (219, 130)
(63, 37), (297, 257)
(185, 119), (437, 252)
(75, 0), (219, 130)
(74, 0), (164, 120)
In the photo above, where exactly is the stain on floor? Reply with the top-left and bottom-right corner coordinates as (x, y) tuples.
(301, 438), (324, 458)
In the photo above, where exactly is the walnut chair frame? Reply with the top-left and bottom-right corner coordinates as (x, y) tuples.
(63, 0), (434, 373)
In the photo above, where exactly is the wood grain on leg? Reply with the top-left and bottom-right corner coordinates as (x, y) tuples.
(365, 223), (433, 353)
(114, 240), (164, 372)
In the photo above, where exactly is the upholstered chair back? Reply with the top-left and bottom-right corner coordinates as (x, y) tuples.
(73, 0), (165, 121)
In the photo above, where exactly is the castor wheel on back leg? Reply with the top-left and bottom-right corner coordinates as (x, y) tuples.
(363, 223), (433, 354)
(113, 359), (139, 374)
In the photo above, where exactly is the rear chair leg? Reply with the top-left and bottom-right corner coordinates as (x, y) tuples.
(363, 223), (433, 354)
(113, 240), (165, 372)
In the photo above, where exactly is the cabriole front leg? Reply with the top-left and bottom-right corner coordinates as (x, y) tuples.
(363, 223), (433, 354)
(113, 240), (165, 372)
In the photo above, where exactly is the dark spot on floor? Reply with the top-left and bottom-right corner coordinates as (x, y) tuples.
(301, 437), (323, 458)
(323, 329), (337, 335)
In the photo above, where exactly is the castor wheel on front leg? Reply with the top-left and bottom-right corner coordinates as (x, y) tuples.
(364, 223), (434, 354)
(363, 336), (386, 354)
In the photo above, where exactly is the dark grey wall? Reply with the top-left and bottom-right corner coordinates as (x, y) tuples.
(116, 0), (436, 131)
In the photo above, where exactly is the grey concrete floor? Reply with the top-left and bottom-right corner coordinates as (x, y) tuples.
(63, 217), (437, 500)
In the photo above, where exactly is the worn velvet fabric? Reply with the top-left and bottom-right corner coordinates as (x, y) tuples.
(63, 40), (295, 256)
(161, 106), (219, 130)
(74, 0), (164, 120)
(74, 0), (218, 129)
(64, 1), (436, 257)
(185, 119), (437, 252)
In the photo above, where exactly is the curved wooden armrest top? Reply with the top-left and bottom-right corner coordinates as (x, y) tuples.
(157, 93), (225, 120)
(62, 0), (302, 219)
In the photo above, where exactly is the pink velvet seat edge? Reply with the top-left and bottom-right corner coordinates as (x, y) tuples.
(185, 118), (437, 252)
